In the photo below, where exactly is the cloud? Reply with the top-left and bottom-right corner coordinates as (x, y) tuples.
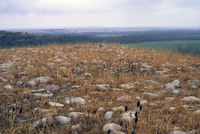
(0, 0), (200, 28)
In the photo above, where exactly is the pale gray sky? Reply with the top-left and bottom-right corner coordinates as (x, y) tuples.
(0, 0), (200, 29)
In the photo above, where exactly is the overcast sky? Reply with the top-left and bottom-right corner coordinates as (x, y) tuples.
(0, 0), (200, 29)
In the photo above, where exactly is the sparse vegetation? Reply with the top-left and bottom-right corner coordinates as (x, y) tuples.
(0, 43), (200, 134)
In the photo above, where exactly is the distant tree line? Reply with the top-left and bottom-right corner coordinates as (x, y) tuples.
(1, 30), (200, 55)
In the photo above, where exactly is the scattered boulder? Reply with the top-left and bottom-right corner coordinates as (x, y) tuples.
(104, 111), (113, 121)
(31, 117), (53, 128)
(84, 72), (93, 78)
(32, 93), (53, 98)
(112, 106), (125, 111)
(194, 109), (200, 114)
(24, 81), (36, 87)
(0, 62), (18, 69)
(120, 83), (135, 89)
(34, 76), (52, 83)
(171, 90), (180, 95)
(4, 84), (13, 90)
(98, 43), (106, 49)
(182, 96), (200, 101)
(169, 130), (188, 134)
(96, 107), (106, 113)
(169, 107), (176, 111)
(69, 108), (75, 111)
(120, 111), (136, 122)
(68, 112), (84, 118)
(103, 123), (121, 132)
(142, 92), (158, 97)
(49, 102), (64, 107)
(117, 95), (132, 102)
(61, 85), (70, 89)
(0, 77), (8, 82)
(16, 81), (23, 85)
(72, 85), (81, 89)
(64, 97), (85, 105)
(165, 80), (181, 88)
(55, 116), (71, 125)
(7, 103), (19, 108)
(165, 85), (176, 90)
(44, 84), (59, 90)
(96, 84), (107, 91)
(112, 88), (123, 92)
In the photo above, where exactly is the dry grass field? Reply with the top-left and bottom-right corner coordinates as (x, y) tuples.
(0, 43), (200, 134)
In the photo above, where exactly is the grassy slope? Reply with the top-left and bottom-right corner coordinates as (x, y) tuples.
(0, 43), (200, 134)
(122, 40), (200, 53)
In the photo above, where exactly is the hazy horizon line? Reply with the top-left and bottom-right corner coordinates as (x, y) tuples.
(1, 26), (200, 30)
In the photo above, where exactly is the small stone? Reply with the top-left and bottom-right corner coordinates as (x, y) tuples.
(155, 101), (165, 105)
(32, 93), (53, 98)
(121, 111), (136, 122)
(71, 124), (80, 133)
(194, 109), (200, 114)
(7, 104), (19, 108)
(4, 85), (13, 90)
(0, 77), (7, 82)
(112, 106), (125, 111)
(182, 105), (194, 109)
(59, 67), (68, 70)
(149, 103), (157, 107)
(169, 130), (188, 134)
(55, 116), (71, 125)
(23, 99), (30, 103)
(112, 88), (124, 92)
(169, 107), (176, 110)
(135, 96), (141, 100)
(103, 123), (121, 132)
(96, 84), (107, 91)
(64, 97), (85, 105)
(165, 79), (181, 88)
(69, 108), (75, 111)
(83, 95), (90, 99)
(120, 83), (135, 89)
(16, 81), (23, 85)
(96, 107), (106, 113)
(171, 90), (180, 95)
(191, 79), (199, 86)
(165, 85), (176, 90)
(98, 43), (106, 49)
(72, 85), (80, 89)
(34, 76), (52, 82)
(24, 81), (36, 87)
(84, 73), (93, 78)
(165, 97), (175, 101)
(49, 102), (64, 107)
(142, 92), (158, 97)
(61, 85), (70, 89)
(104, 111), (113, 121)
(31, 117), (53, 128)
(117, 95), (132, 102)
(53, 74), (63, 78)
(182, 96), (200, 101)
(68, 112), (84, 118)
(140, 100), (147, 105)
(44, 84), (59, 90)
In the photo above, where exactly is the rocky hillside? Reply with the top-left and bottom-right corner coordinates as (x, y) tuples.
(0, 43), (200, 133)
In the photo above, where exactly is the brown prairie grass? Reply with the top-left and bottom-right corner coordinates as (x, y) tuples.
(0, 43), (200, 134)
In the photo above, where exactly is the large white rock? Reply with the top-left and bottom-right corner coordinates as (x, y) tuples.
(103, 123), (121, 132)
(55, 116), (71, 125)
